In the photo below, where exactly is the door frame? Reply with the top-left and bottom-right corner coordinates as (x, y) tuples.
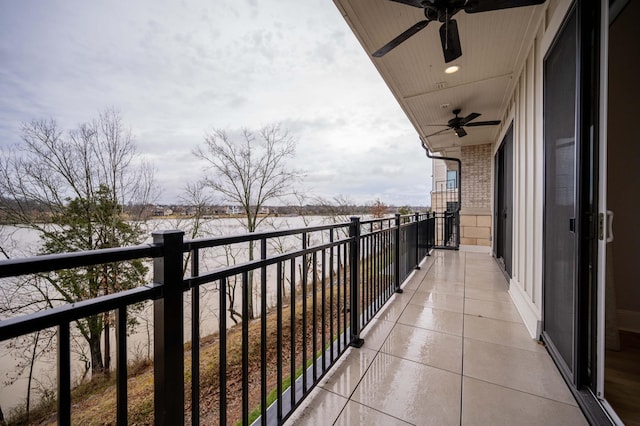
(540, 0), (610, 423)
(493, 123), (514, 277)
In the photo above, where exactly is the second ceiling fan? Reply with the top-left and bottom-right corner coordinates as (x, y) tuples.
(425, 109), (500, 138)
(372, 0), (546, 63)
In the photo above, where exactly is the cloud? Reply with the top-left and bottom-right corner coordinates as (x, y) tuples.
(0, 0), (432, 206)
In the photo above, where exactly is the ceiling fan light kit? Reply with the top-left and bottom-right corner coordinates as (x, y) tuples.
(372, 0), (547, 63)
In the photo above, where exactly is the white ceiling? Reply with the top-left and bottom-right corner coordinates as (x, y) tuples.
(333, 0), (546, 154)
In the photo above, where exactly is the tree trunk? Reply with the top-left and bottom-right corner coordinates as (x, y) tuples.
(89, 332), (104, 375)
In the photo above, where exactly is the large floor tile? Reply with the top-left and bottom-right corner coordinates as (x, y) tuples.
(374, 290), (414, 322)
(463, 338), (577, 405)
(381, 323), (462, 373)
(466, 269), (509, 283)
(462, 377), (588, 426)
(402, 275), (424, 290)
(464, 257), (503, 272)
(464, 298), (522, 323)
(351, 352), (461, 425)
(464, 287), (512, 303)
(426, 268), (465, 283)
(359, 319), (395, 351)
(464, 276), (509, 292)
(464, 315), (545, 353)
(334, 401), (412, 426)
(319, 347), (377, 398)
(410, 290), (464, 313)
(417, 280), (465, 296)
(284, 387), (348, 425)
(398, 304), (463, 336)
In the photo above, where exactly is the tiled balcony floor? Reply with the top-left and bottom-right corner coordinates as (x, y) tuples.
(285, 249), (588, 425)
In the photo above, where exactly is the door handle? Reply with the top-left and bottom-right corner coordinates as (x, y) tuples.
(569, 218), (576, 233)
(606, 210), (614, 243)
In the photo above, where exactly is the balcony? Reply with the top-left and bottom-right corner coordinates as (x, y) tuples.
(285, 249), (588, 425)
(0, 215), (587, 425)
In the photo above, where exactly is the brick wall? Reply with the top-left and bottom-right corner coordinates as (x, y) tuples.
(461, 144), (491, 210)
(460, 144), (492, 249)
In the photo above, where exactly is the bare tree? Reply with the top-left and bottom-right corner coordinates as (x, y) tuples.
(369, 198), (388, 218)
(193, 123), (301, 318)
(0, 109), (157, 378)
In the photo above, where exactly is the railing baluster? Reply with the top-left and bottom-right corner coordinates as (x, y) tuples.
(349, 217), (364, 347)
(242, 271), (249, 426)
(290, 259), (296, 410)
(312, 250), (318, 382)
(116, 307), (128, 425)
(260, 238), (268, 423)
(321, 249), (326, 372)
(57, 321), (71, 425)
(190, 249), (200, 426)
(301, 234), (308, 393)
(276, 262), (283, 423)
(394, 214), (403, 294)
(342, 240), (348, 349)
(329, 230), (334, 363)
(219, 277), (227, 426)
(336, 243), (342, 354)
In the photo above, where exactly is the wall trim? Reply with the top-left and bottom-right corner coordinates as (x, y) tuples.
(509, 278), (542, 338)
(459, 245), (490, 254)
(617, 309), (640, 333)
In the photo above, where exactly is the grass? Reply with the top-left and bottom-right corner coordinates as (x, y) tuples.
(243, 346), (330, 426)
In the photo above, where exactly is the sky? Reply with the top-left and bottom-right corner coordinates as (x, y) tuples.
(0, 0), (432, 207)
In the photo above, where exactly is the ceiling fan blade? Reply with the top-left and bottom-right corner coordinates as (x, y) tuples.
(373, 20), (430, 57)
(439, 19), (462, 63)
(388, 0), (427, 8)
(454, 127), (467, 137)
(465, 120), (501, 126)
(464, 0), (546, 13)
(460, 112), (481, 125)
(425, 128), (453, 138)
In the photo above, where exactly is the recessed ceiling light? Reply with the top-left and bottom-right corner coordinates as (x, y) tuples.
(445, 65), (459, 74)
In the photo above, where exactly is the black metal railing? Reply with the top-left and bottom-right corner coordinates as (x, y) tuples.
(0, 213), (435, 425)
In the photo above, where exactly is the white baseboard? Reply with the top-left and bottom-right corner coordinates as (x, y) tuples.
(508, 279), (542, 339)
(617, 309), (640, 333)
(459, 244), (491, 254)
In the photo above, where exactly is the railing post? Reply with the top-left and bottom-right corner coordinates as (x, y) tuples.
(394, 214), (403, 293)
(349, 217), (364, 348)
(153, 230), (185, 426)
(414, 212), (421, 270)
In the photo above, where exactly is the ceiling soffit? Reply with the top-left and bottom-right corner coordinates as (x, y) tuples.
(334, 0), (545, 153)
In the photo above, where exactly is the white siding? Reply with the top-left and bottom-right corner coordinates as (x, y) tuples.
(495, 0), (573, 338)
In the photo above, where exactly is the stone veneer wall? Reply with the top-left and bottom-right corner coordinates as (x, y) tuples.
(460, 144), (492, 247)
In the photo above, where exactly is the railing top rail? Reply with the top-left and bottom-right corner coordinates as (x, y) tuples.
(0, 283), (161, 341)
(185, 236), (353, 289)
(0, 244), (162, 279)
(184, 221), (351, 251)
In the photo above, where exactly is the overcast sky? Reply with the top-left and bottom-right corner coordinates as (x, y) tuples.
(0, 0), (432, 206)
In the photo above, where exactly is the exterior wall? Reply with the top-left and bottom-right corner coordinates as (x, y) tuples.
(495, 0), (573, 337)
(460, 214), (492, 247)
(460, 144), (492, 249)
